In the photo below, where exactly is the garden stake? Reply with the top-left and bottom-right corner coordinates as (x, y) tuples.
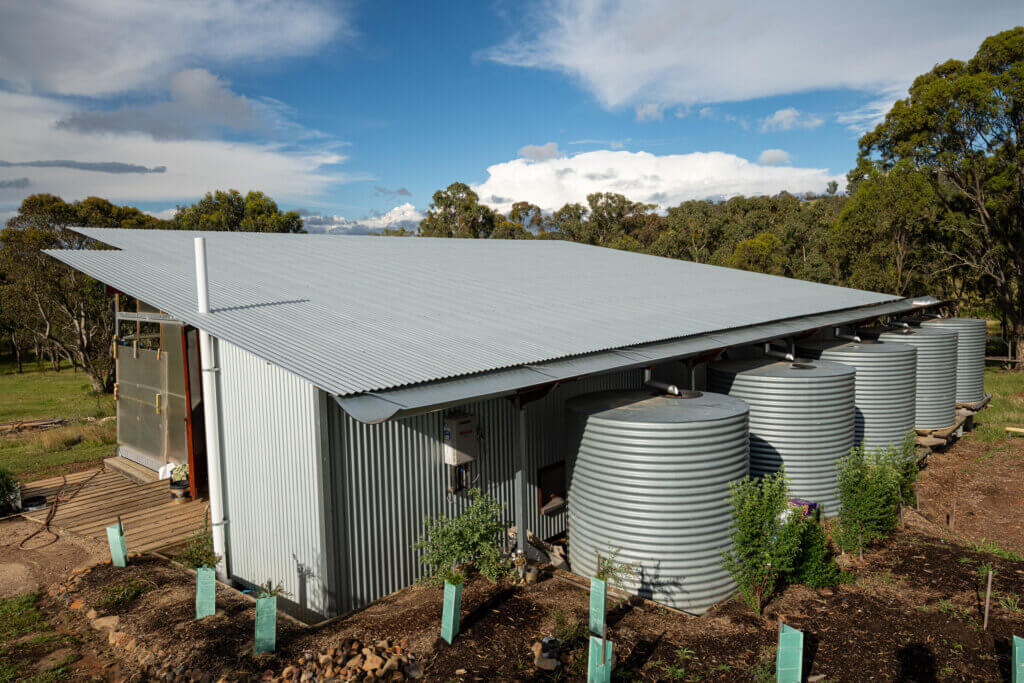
(950, 500), (956, 531)
(858, 532), (863, 561)
(899, 503), (904, 528)
(983, 570), (992, 630)
(915, 483), (919, 511)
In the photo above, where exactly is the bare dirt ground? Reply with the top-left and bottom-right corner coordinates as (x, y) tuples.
(0, 517), (108, 598)
(918, 425), (1024, 559)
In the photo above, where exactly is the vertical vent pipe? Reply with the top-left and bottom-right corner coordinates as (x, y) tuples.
(195, 237), (228, 577)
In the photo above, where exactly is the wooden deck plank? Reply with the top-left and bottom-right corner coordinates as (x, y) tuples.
(21, 466), (208, 554)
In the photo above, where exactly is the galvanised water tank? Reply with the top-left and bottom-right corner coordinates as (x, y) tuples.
(798, 340), (917, 454)
(566, 390), (749, 615)
(873, 327), (958, 429)
(708, 358), (855, 517)
(922, 318), (987, 404)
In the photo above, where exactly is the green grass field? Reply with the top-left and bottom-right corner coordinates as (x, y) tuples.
(972, 364), (1024, 448)
(0, 361), (116, 481)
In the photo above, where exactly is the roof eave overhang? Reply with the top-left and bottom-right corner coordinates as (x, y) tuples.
(334, 296), (945, 423)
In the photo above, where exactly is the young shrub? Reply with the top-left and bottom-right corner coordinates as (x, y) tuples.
(414, 487), (511, 585)
(174, 519), (221, 569)
(595, 546), (638, 590)
(0, 467), (18, 510)
(835, 446), (900, 554)
(790, 518), (844, 588)
(255, 580), (292, 599)
(721, 471), (803, 614)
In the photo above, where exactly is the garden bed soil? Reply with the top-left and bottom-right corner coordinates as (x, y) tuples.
(50, 510), (1024, 681)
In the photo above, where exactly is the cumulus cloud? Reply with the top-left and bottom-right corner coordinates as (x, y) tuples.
(302, 203), (424, 234)
(0, 0), (350, 97)
(758, 149), (791, 166)
(518, 142), (562, 162)
(472, 149), (841, 213)
(55, 69), (261, 140)
(760, 108), (824, 132)
(0, 91), (354, 205)
(482, 0), (1020, 109)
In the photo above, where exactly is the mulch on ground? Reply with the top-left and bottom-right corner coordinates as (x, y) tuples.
(45, 510), (1024, 681)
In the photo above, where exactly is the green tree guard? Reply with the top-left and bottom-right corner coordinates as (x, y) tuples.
(106, 524), (127, 567)
(776, 623), (803, 683)
(254, 596), (277, 654)
(441, 579), (463, 644)
(195, 567), (216, 619)
(589, 576), (607, 636)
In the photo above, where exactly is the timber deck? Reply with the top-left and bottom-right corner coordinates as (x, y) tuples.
(19, 469), (207, 553)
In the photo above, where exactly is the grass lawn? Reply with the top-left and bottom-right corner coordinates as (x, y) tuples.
(0, 361), (113, 423)
(973, 365), (1024, 445)
(0, 361), (116, 482)
(0, 594), (79, 682)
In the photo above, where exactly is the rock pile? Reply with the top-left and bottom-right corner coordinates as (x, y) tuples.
(275, 638), (423, 681)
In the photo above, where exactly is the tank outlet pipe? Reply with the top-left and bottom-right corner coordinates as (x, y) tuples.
(763, 342), (795, 361)
(834, 327), (862, 343)
(194, 238), (228, 578)
(644, 368), (681, 396)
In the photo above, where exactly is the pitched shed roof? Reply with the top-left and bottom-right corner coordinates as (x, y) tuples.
(48, 228), (912, 412)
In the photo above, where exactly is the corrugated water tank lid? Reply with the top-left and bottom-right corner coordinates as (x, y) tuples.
(566, 390), (748, 423)
(712, 358), (856, 380)
(799, 340), (916, 356)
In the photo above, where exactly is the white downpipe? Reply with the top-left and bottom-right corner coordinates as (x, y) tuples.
(644, 368), (681, 395)
(195, 238), (227, 577)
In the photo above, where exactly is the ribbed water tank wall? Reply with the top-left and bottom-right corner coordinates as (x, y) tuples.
(922, 318), (987, 404)
(873, 327), (958, 429)
(798, 340), (917, 454)
(566, 390), (749, 614)
(708, 359), (855, 517)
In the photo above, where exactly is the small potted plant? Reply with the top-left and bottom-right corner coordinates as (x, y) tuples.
(169, 463), (189, 499)
(254, 580), (290, 654)
(440, 565), (464, 644)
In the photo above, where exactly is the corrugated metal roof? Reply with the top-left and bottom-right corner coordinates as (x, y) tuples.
(48, 227), (904, 400)
(335, 298), (932, 422)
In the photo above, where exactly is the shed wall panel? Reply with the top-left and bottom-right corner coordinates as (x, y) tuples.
(218, 340), (329, 621)
(327, 369), (643, 612)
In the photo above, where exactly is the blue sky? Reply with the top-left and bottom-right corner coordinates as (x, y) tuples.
(0, 1), (1021, 231)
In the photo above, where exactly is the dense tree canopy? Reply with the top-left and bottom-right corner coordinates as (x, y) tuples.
(856, 26), (1024, 361)
(173, 189), (304, 233)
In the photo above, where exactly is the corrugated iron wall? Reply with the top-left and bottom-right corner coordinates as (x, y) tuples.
(218, 340), (331, 621)
(326, 368), (643, 613)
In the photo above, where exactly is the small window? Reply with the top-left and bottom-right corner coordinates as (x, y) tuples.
(537, 461), (567, 515)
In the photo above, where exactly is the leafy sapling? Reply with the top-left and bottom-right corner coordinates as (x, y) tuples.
(720, 471), (803, 614)
(414, 488), (511, 585)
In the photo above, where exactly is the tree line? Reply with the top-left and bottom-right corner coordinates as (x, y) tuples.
(0, 190), (303, 391)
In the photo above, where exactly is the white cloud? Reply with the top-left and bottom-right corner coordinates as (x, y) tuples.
(634, 103), (664, 122)
(569, 138), (629, 149)
(760, 108), (824, 132)
(482, 0), (1021, 108)
(835, 88), (905, 133)
(758, 149), (791, 166)
(0, 0), (350, 97)
(145, 208), (178, 221)
(302, 203), (424, 234)
(0, 90), (356, 206)
(518, 142), (561, 162)
(473, 149), (841, 213)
